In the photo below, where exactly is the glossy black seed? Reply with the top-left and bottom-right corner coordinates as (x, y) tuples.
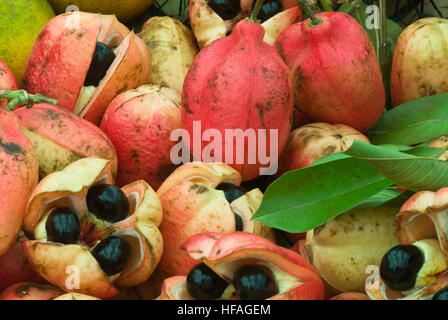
(234, 212), (244, 231)
(233, 264), (278, 300)
(216, 183), (246, 231)
(91, 236), (131, 276)
(216, 183), (246, 203)
(45, 207), (81, 244)
(86, 184), (130, 223)
(433, 288), (448, 300)
(257, 0), (282, 23)
(186, 263), (229, 300)
(84, 42), (116, 87)
(380, 244), (424, 291)
(208, 0), (241, 20)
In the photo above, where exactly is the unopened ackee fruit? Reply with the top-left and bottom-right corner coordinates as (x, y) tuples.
(138, 17), (199, 95)
(23, 12), (151, 126)
(0, 59), (18, 108)
(278, 122), (370, 175)
(0, 110), (38, 256)
(304, 207), (399, 293)
(100, 85), (181, 189)
(182, 20), (293, 181)
(275, 11), (385, 132)
(391, 18), (448, 106)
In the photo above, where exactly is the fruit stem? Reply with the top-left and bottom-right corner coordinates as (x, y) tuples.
(0, 89), (57, 112)
(249, 0), (266, 23)
(296, 0), (323, 26)
(319, 0), (333, 11)
(379, 0), (387, 62)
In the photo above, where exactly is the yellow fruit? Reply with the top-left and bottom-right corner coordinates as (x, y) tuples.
(0, 0), (55, 85)
(48, 0), (156, 22)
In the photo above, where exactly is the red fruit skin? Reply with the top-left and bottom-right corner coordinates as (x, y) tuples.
(100, 86), (181, 189)
(292, 108), (310, 130)
(182, 21), (293, 181)
(0, 111), (38, 256)
(0, 60), (18, 108)
(0, 237), (45, 292)
(275, 12), (385, 133)
(0, 282), (63, 300)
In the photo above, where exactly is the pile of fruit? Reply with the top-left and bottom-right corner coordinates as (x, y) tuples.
(1, 0), (448, 300)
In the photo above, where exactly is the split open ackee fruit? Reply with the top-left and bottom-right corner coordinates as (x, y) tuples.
(23, 12), (151, 126)
(21, 158), (163, 299)
(158, 232), (325, 300)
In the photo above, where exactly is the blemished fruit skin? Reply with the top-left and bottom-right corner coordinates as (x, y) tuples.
(0, 282), (64, 300)
(14, 103), (118, 179)
(22, 12), (151, 126)
(275, 12), (385, 133)
(0, 236), (46, 292)
(0, 0), (55, 84)
(0, 110), (39, 256)
(100, 85), (182, 189)
(278, 122), (370, 175)
(138, 17), (199, 95)
(0, 59), (18, 108)
(48, 0), (156, 23)
(182, 20), (293, 181)
(390, 18), (448, 107)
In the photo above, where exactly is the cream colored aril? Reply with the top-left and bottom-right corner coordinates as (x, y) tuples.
(305, 207), (400, 293)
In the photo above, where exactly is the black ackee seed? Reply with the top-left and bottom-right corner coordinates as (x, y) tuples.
(91, 236), (131, 276)
(257, 0), (282, 23)
(233, 264), (278, 300)
(84, 42), (116, 87)
(186, 263), (229, 300)
(208, 0), (241, 21)
(86, 184), (130, 223)
(380, 244), (424, 292)
(45, 207), (80, 244)
(216, 183), (246, 203)
(216, 183), (246, 231)
(433, 287), (448, 300)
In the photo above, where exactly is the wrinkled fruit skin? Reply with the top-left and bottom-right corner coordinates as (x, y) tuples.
(23, 12), (151, 126)
(167, 232), (325, 300)
(182, 21), (293, 181)
(0, 282), (64, 300)
(0, 59), (18, 109)
(304, 207), (399, 293)
(22, 158), (163, 299)
(275, 12), (385, 132)
(189, 0), (301, 48)
(0, 110), (39, 256)
(278, 122), (370, 175)
(138, 17), (199, 95)
(391, 18), (448, 107)
(0, 236), (45, 292)
(138, 162), (275, 299)
(14, 103), (117, 179)
(100, 85), (181, 189)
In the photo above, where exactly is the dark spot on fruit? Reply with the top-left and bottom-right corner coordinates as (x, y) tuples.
(0, 139), (22, 156)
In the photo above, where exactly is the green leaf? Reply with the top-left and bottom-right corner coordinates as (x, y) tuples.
(345, 140), (448, 192)
(252, 157), (392, 233)
(353, 187), (406, 209)
(368, 93), (448, 145)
